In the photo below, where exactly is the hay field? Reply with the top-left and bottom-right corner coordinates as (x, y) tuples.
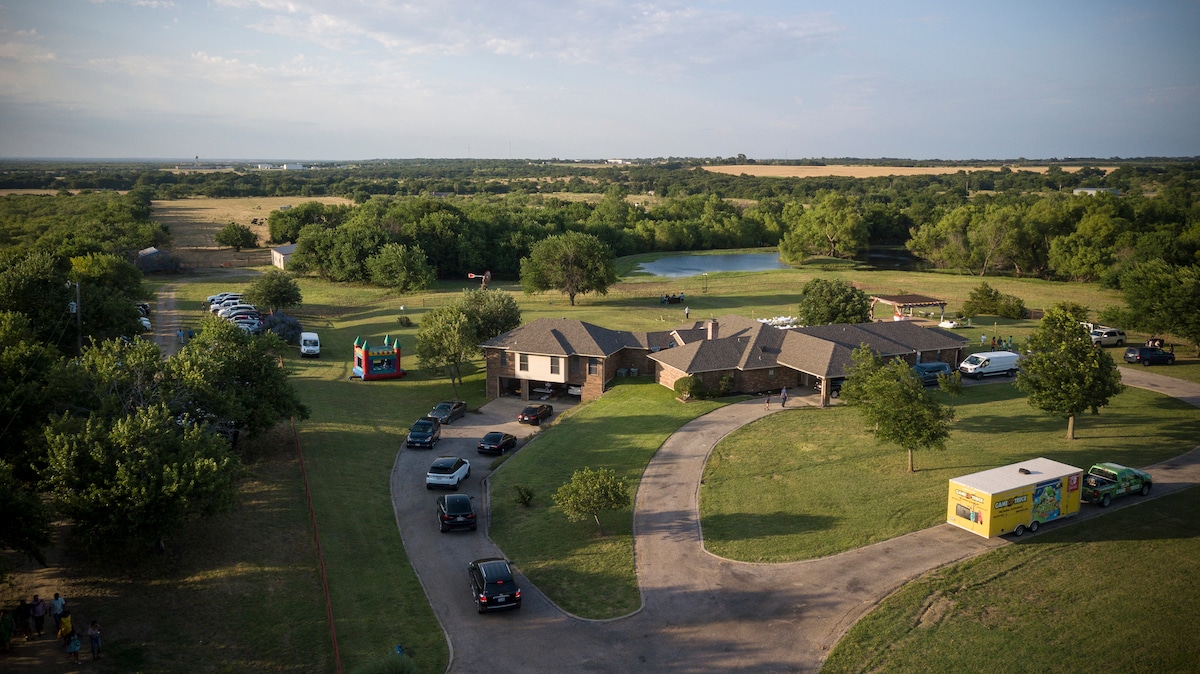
(153, 195), (353, 248)
(703, 164), (1114, 178)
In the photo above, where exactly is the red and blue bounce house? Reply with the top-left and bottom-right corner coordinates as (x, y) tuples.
(352, 335), (407, 381)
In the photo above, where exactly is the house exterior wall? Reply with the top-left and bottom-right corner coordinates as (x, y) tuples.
(485, 349), (516, 398)
(654, 363), (801, 396)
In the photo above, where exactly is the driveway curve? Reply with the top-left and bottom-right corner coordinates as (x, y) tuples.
(392, 374), (1200, 673)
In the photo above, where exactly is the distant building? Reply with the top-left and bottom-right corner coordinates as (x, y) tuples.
(1073, 187), (1118, 196)
(136, 246), (176, 273)
(281, 163), (306, 170)
(256, 163), (276, 170)
(271, 244), (297, 270)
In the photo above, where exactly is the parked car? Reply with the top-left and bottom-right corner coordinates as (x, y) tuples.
(436, 493), (477, 531)
(225, 310), (261, 322)
(210, 296), (244, 313)
(468, 557), (522, 613)
(206, 291), (239, 305)
(1090, 328), (1127, 347)
(1123, 346), (1175, 366)
(1081, 463), (1152, 507)
(814, 378), (843, 398)
(136, 302), (151, 317)
(430, 400), (467, 424)
(218, 304), (257, 319)
(300, 331), (321, 358)
(517, 404), (553, 425)
(231, 319), (263, 334)
(958, 351), (1020, 379)
(406, 417), (442, 449)
(477, 432), (517, 455)
(426, 456), (470, 490)
(138, 316), (152, 331)
(912, 361), (954, 386)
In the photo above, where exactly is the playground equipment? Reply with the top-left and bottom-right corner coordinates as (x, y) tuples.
(352, 335), (407, 381)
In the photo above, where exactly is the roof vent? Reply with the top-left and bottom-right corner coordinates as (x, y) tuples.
(1018, 467), (1032, 475)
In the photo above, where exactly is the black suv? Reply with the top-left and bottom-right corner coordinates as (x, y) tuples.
(1123, 346), (1175, 366)
(406, 417), (442, 448)
(912, 361), (954, 386)
(436, 493), (477, 532)
(468, 558), (522, 613)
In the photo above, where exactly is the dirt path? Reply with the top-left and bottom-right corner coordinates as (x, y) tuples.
(397, 372), (1200, 673)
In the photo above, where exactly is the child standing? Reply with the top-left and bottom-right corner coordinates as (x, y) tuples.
(87, 620), (102, 660)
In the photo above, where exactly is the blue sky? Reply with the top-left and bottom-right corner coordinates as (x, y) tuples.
(1, 0), (1197, 160)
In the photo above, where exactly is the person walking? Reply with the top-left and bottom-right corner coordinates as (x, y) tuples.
(29, 594), (46, 638)
(87, 620), (102, 660)
(65, 630), (82, 664)
(15, 599), (32, 641)
(764, 393), (771, 410)
(49, 592), (66, 633)
(780, 387), (788, 408)
(684, 306), (690, 319)
(58, 610), (73, 648)
(0, 609), (14, 653)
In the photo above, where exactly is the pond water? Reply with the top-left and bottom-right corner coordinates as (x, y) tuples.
(634, 253), (792, 278)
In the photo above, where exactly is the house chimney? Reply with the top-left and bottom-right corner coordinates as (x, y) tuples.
(707, 319), (719, 341)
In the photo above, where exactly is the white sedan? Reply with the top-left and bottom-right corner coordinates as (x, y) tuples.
(426, 456), (470, 490)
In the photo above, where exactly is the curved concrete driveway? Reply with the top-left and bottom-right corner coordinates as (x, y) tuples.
(392, 372), (1200, 672)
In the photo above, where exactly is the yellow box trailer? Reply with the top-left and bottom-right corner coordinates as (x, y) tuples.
(947, 457), (1083, 538)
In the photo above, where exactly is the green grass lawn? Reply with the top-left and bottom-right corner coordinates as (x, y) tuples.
(821, 484), (1200, 673)
(700, 384), (1200, 562)
(488, 381), (724, 618)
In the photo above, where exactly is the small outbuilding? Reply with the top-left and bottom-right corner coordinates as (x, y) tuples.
(869, 294), (947, 321)
(271, 244), (297, 270)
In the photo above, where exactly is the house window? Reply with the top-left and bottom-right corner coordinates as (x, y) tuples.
(500, 352), (508, 367)
(550, 357), (560, 375)
(519, 354), (529, 372)
(768, 368), (776, 377)
(588, 357), (599, 375)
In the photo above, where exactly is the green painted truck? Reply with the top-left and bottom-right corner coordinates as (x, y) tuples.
(1081, 463), (1152, 507)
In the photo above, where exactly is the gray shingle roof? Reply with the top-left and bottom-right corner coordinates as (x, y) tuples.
(481, 318), (673, 357)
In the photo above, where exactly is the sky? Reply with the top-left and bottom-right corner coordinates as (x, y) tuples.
(1, 0), (1198, 161)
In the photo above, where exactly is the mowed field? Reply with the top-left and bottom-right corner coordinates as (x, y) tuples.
(702, 164), (1115, 178)
(153, 196), (353, 248)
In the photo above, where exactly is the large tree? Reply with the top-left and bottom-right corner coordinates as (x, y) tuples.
(42, 403), (239, 551)
(366, 243), (436, 291)
(1016, 307), (1125, 439)
(797, 278), (870, 325)
(552, 467), (630, 535)
(840, 346), (954, 472)
(779, 191), (868, 262)
(458, 288), (522, 343)
(1116, 261), (1200, 354)
(243, 269), (303, 314)
(414, 305), (475, 398)
(520, 231), (618, 306)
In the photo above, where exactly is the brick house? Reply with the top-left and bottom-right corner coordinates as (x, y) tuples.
(481, 318), (674, 402)
(482, 315), (967, 405)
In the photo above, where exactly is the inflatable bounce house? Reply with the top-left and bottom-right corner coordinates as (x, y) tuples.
(352, 335), (407, 381)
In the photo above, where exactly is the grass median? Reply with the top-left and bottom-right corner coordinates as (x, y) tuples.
(488, 381), (724, 619)
(700, 384), (1200, 562)
(822, 484), (1200, 672)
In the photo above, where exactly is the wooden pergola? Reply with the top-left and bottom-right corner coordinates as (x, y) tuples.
(870, 294), (947, 320)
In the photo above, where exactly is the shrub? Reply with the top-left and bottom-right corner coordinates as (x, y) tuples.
(962, 282), (1029, 319)
(717, 375), (735, 397)
(214, 222), (257, 251)
(262, 312), (302, 345)
(674, 376), (706, 401)
(396, 315), (413, 328)
(512, 484), (534, 507)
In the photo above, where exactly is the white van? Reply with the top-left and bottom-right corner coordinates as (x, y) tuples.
(300, 332), (321, 358)
(958, 351), (1020, 379)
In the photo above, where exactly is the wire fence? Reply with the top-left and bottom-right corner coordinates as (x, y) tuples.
(291, 417), (343, 674)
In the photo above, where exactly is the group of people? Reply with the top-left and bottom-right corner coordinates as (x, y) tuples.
(658, 292), (685, 304)
(981, 334), (1014, 351)
(0, 592), (102, 664)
